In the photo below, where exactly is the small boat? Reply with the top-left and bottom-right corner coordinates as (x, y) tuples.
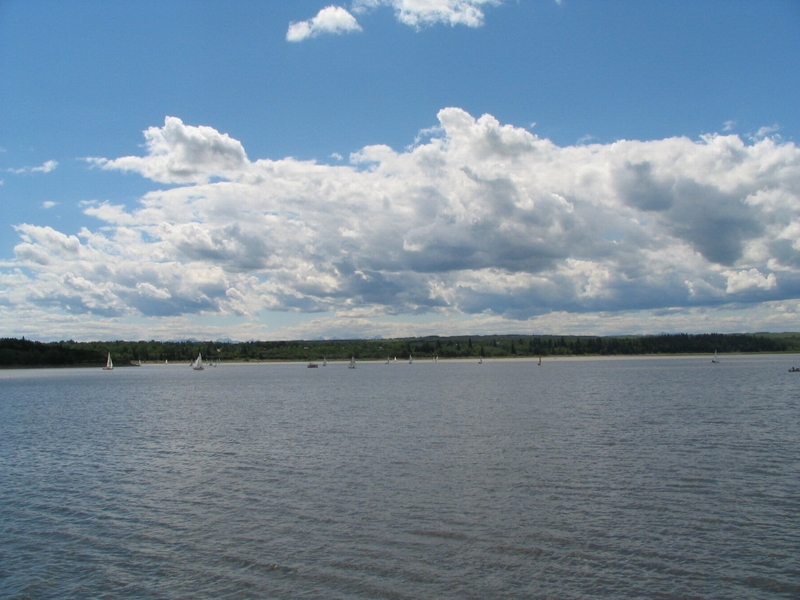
(538, 356), (542, 366)
(192, 352), (204, 370)
(323, 358), (327, 366)
(103, 353), (114, 370)
(348, 356), (356, 369)
(478, 357), (483, 364)
(409, 355), (413, 364)
(307, 361), (318, 368)
(789, 367), (800, 372)
(711, 350), (719, 364)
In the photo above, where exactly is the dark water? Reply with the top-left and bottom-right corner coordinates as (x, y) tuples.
(1, 356), (798, 598)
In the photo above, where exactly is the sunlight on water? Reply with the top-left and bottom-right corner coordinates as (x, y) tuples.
(1, 356), (799, 598)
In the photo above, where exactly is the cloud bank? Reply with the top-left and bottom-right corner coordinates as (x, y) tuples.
(3, 109), (800, 340)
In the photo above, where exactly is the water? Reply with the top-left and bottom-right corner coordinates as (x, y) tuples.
(1, 355), (798, 598)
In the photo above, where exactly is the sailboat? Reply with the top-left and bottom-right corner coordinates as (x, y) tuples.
(348, 356), (356, 369)
(103, 353), (114, 370)
(538, 356), (542, 366)
(323, 358), (327, 366)
(192, 352), (204, 370)
(478, 357), (483, 364)
(711, 350), (719, 364)
(409, 355), (413, 364)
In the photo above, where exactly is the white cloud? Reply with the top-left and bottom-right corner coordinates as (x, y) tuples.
(8, 159), (58, 175)
(38, 160), (58, 173)
(372, 0), (501, 29)
(3, 108), (800, 340)
(301, 0), (505, 33)
(137, 281), (172, 300)
(723, 268), (777, 294)
(42, 201), (58, 209)
(87, 117), (248, 184)
(751, 124), (781, 141)
(287, 5), (362, 42)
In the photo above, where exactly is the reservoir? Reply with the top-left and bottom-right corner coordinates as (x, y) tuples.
(1, 355), (798, 598)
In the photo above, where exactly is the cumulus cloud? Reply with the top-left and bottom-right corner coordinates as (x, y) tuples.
(723, 268), (777, 294)
(287, 5), (362, 41)
(87, 117), (248, 184)
(4, 109), (800, 339)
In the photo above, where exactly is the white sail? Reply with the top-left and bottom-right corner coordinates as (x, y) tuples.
(103, 353), (113, 370)
(348, 356), (356, 369)
(409, 355), (413, 364)
(192, 352), (204, 370)
(711, 350), (719, 363)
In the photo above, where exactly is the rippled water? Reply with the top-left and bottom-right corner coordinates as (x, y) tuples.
(2, 355), (798, 598)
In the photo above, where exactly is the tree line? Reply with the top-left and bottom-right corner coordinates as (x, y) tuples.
(1, 332), (798, 367)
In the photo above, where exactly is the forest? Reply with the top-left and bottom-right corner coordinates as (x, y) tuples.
(1, 332), (799, 367)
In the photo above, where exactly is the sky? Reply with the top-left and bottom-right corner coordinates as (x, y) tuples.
(1, 0), (799, 342)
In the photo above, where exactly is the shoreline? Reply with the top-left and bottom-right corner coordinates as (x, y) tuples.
(3, 352), (799, 370)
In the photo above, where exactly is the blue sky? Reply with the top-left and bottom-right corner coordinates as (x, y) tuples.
(1, 0), (799, 342)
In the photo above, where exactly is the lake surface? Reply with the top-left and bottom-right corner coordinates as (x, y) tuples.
(1, 355), (798, 598)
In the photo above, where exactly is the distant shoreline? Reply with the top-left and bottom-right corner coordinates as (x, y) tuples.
(3, 333), (798, 368)
(3, 351), (799, 370)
